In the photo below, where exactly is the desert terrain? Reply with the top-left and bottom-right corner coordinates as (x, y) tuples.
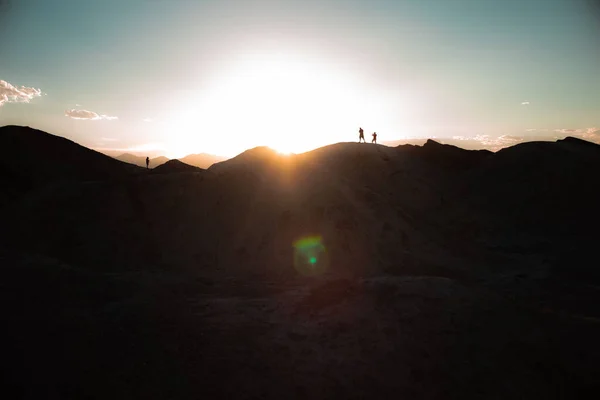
(1, 125), (599, 399)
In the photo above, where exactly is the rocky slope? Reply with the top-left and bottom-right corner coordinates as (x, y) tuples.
(1, 126), (599, 399)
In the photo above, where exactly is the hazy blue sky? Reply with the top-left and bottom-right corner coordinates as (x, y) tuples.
(1, 0), (599, 156)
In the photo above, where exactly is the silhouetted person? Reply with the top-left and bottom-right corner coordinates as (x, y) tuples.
(372, 132), (377, 144)
(359, 127), (365, 143)
(146, 157), (150, 169)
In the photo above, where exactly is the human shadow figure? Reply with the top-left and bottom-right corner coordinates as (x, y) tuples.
(359, 127), (366, 143)
(372, 132), (377, 144)
(146, 157), (150, 169)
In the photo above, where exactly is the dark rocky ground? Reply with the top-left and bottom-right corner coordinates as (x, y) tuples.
(1, 125), (599, 399)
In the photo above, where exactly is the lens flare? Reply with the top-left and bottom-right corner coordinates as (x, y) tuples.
(293, 235), (328, 276)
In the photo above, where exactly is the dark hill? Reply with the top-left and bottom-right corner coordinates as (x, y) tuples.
(0, 125), (143, 207)
(410, 139), (492, 171)
(559, 135), (600, 148)
(209, 146), (281, 173)
(0, 125), (141, 186)
(152, 159), (204, 174)
(451, 137), (600, 237)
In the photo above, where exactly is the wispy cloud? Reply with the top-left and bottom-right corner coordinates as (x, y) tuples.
(142, 118), (153, 123)
(554, 128), (578, 134)
(571, 127), (600, 141)
(100, 137), (119, 142)
(449, 134), (529, 151)
(65, 109), (118, 120)
(521, 101), (530, 105)
(452, 134), (523, 146)
(0, 79), (42, 107)
(553, 128), (599, 136)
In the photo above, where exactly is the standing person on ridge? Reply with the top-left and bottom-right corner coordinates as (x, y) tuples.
(358, 127), (365, 143)
(146, 157), (150, 169)
(372, 132), (377, 144)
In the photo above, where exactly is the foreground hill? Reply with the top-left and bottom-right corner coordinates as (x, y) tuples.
(0, 125), (142, 206)
(1, 126), (599, 399)
(0, 125), (141, 184)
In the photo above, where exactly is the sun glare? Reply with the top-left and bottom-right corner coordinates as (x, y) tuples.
(165, 53), (392, 157)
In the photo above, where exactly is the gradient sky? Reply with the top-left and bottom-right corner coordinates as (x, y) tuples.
(1, 0), (599, 157)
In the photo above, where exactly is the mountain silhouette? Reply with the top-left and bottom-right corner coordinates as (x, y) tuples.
(179, 153), (227, 169)
(113, 153), (225, 169)
(0, 125), (141, 206)
(1, 125), (599, 399)
(0, 125), (140, 183)
(116, 153), (169, 168)
(151, 159), (204, 174)
(415, 138), (493, 170)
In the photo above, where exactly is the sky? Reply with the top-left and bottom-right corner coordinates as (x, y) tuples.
(1, 0), (599, 157)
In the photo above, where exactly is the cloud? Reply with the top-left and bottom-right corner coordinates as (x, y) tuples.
(449, 134), (526, 151)
(479, 134), (524, 148)
(498, 135), (523, 142)
(554, 128), (579, 134)
(521, 101), (530, 105)
(553, 128), (599, 135)
(578, 127), (600, 141)
(0, 79), (42, 107)
(65, 109), (118, 120)
(100, 137), (119, 142)
(142, 118), (153, 123)
(525, 128), (537, 132)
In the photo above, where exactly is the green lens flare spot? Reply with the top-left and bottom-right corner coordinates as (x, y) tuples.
(293, 236), (323, 250)
(292, 235), (329, 276)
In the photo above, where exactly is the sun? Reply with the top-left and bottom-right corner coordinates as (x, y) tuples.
(272, 147), (293, 156)
(165, 52), (393, 156)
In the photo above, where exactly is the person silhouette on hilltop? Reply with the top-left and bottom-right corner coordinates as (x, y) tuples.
(358, 127), (365, 143)
(372, 132), (377, 144)
(146, 157), (150, 169)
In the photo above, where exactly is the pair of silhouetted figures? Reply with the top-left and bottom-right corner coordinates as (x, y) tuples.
(358, 127), (377, 144)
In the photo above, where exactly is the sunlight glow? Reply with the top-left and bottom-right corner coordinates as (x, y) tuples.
(165, 53), (398, 157)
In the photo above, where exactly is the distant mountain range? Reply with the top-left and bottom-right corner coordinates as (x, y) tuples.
(116, 153), (170, 168)
(179, 153), (228, 169)
(114, 152), (227, 169)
